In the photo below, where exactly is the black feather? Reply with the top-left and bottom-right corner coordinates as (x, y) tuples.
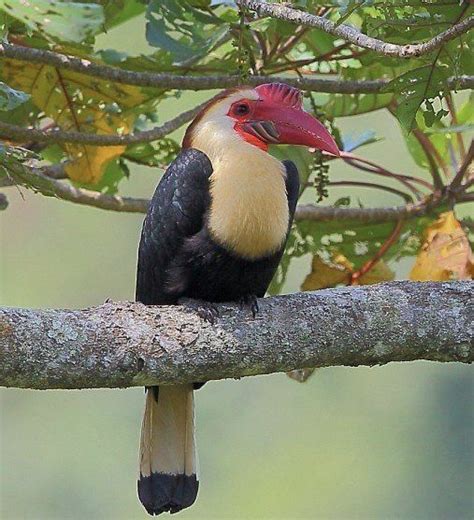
(135, 148), (299, 516)
(136, 150), (300, 305)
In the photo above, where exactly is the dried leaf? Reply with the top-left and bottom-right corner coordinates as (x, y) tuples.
(410, 211), (474, 281)
(287, 368), (317, 383)
(301, 254), (394, 291)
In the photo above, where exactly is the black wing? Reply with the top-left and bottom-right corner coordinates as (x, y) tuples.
(282, 159), (300, 222)
(136, 148), (213, 305)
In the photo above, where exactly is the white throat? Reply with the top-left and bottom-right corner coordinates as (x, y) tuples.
(191, 118), (289, 260)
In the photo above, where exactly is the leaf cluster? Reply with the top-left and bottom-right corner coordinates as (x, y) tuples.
(0, 0), (472, 286)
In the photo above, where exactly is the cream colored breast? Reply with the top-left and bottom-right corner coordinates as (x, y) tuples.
(207, 148), (289, 260)
(188, 102), (291, 261)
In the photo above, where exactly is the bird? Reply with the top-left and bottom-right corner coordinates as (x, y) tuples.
(135, 82), (339, 515)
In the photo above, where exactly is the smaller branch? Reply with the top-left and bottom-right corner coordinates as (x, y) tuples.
(340, 151), (433, 194)
(238, 0), (474, 58)
(412, 128), (450, 185)
(446, 93), (467, 160)
(294, 199), (438, 223)
(450, 140), (474, 192)
(461, 191), (474, 202)
(328, 180), (413, 203)
(265, 46), (365, 75)
(273, 26), (308, 59)
(0, 103), (204, 146)
(349, 219), (404, 285)
(2, 162), (149, 213)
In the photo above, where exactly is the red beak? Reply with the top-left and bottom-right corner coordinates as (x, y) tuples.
(248, 83), (340, 157)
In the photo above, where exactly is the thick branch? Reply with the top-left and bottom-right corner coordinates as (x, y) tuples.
(239, 0), (474, 58)
(0, 282), (472, 390)
(1, 43), (472, 94)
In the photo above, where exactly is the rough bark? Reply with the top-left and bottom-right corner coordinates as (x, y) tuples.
(0, 282), (472, 390)
(239, 0), (474, 58)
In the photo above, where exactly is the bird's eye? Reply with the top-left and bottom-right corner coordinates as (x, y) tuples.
(234, 103), (250, 116)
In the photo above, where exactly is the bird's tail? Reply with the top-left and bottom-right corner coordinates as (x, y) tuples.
(138, 384), (198, 515)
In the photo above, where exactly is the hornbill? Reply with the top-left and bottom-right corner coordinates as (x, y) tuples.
(135, 82), (339, 515)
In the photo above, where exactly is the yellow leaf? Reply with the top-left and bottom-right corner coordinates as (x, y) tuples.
(301, 254), (351, 290)
(410, 211), (474, 281)
(301, 254), (394, 290)
(3, 56), (146, 184)
(358, 259), (395, 286)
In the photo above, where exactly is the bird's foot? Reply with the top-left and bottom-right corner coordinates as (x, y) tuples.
(197, 302), (220, 324)
(239, 294), (259, 318)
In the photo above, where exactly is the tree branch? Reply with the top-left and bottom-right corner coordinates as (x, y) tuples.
(238, 0), (474, 58)
(0, 281), (472, 390)
(0, 162), (149, 213)
(450, 140), (474, 191)
(1, 161), (467, 222)
(1, 43), (472, 94)
(0, 103), (205, 146)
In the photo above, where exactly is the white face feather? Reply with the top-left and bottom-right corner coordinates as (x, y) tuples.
(190, 89), (290, 260)
(190, 89), (258, 163)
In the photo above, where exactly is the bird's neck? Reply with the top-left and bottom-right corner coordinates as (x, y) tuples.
(191, 123), (289, 260)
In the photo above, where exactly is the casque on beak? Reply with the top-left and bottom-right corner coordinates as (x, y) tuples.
(244, 83), (340, 157)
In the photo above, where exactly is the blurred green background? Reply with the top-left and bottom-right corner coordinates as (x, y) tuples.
(1, 15), (473, 520)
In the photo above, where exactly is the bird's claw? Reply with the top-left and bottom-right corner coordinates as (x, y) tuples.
(239, 294), (259, 318)
(197, 302), (220, 324)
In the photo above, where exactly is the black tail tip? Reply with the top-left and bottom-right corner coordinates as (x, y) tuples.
(138, 473), (199, 515)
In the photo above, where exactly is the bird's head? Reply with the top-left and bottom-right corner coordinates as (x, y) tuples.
(183, 82), (339, 157)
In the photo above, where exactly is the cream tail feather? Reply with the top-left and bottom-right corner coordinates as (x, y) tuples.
(138, 384), (198, 515)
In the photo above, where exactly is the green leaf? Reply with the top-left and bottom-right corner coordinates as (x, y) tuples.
(0, 0), (105, 42)
(457, 93), (474, 125)
(145, 0), (229, 63)
(388, 64), (450, 132)
(341, 130), (382, 152)
(270, 145), (314, 190)
(123, 138), (180, 168)
(335, 0), (367, 26)
(100, 0), (145, 30)
(0, 81), (29, 111)
(323, 92), (394, 117)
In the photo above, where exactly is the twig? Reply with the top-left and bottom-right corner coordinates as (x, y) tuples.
(412, 128), (450, 186)
(349, 219), (404, 285)
(339, 151), (433, 194)
(327, 180), (413, 203)
(1, 43), (472, 94)
(450, 140), (474, 191)
(446, 93), (467, 160)
(238, 0), (474, 58)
